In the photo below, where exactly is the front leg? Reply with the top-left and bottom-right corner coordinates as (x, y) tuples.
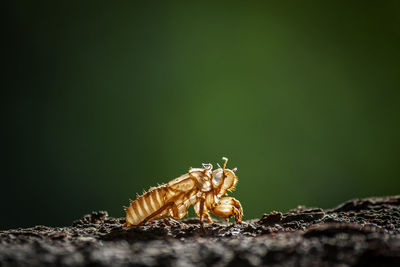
(210, 197), (243, 223)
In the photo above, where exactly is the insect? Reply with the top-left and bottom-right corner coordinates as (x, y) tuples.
(124, 157), (243, 226)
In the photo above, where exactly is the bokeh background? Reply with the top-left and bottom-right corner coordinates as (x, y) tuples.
(3, 1), (400, 229)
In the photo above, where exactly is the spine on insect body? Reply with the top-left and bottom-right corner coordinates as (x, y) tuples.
(125, 185), (169, 226)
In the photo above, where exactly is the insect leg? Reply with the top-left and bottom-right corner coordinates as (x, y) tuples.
(197, 196), (210, 233)
(210, 197), (243, 224)
(199, 197), (205, 223)
(194, 201), (213, 223)
(169, 191), (197, 220)
(138, 202), (174, 226)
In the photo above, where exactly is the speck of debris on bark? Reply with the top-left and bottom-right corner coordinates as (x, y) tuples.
(1, 196), (400, 266)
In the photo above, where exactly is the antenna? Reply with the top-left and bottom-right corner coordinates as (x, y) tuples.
(222, 157), (228, 170)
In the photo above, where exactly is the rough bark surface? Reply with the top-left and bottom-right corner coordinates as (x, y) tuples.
(1, 196), (400, 266)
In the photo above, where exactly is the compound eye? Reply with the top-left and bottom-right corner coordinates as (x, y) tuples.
(212, 171), (223, 185)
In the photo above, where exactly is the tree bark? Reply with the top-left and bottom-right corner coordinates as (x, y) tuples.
(1, 195), (400, 266)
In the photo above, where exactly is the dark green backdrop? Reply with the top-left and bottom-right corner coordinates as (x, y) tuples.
(3, 1), (400, 229)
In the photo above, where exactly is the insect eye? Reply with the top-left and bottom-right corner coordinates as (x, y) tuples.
(213, 171), (223, 184)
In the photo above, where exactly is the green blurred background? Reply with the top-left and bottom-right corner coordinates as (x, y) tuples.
(3, 1), (400, 229)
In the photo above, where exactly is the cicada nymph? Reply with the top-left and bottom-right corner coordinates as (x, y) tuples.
(124, 157), (243, 226)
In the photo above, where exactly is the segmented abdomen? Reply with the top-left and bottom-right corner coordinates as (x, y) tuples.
(125, 185), (169, 226)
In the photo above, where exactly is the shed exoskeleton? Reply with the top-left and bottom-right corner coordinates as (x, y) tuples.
(124, 157), (243, 226)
